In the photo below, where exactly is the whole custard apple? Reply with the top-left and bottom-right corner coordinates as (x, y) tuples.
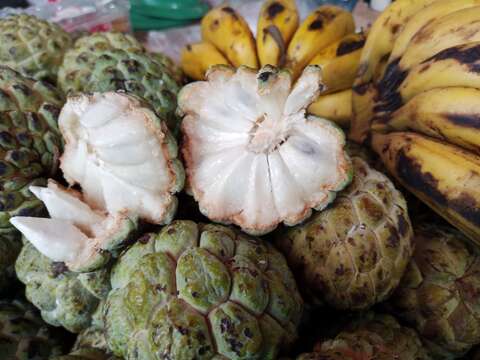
(104, 220), (303, 359)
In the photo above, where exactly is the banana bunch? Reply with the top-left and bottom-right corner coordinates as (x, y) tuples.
(350, 0), (480, 244)
(180, 0), (363, 127)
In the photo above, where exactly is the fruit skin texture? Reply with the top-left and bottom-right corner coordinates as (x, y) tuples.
(256, 0), (299, 67)
(296, 313), (431, 360)
(0, 66), (63, 234)
(58, 32), (181, 132)
(104, 220), (303, 359)
(0, 298), (65, 359)
(15, 241), (111, 333)
(201, 5), (258, 68)
(309, 32), (366, 95)
(350, 0), (437, 143)
(307, 89), (352, 128)
(285, 5), (354, 80)
(180, 42), (230, 80)
(389, 223), (480, 359)
(0, 14), (72, 83)
(275, 156), (413, 310)
(372, 132), (480, 246)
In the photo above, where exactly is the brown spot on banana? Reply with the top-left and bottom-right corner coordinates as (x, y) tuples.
(221, 6), (238, 19)
(426, 43), (480, 72)
(266, 2), (285, 19)
(336, 38), (366, 57)
(446, 114), (480, 129)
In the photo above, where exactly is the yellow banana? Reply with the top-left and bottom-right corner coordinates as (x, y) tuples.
(372, 87), (480, 153)
(381, 6), (480, 93)
(386, 0), (480, 66)
(309, 33), (365, 94)
(397, 42), (480, 102)
(371, 131), (480, 244)
(180, 42), (230, 80)
(350, 0), (437, 143)
(256, 0), (299, 67)
(307, 89), (352, 128)
(201, 5), (258, 68)
(285, 5), (354, 80)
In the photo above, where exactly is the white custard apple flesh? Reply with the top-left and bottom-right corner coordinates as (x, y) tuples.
(58, 32), (181, 131)
(178, 65), (352, 235)
(104, 220), (303, 359)
(10, 92), (184, 272)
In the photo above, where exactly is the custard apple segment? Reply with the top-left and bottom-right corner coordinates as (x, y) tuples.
(59, 92), (184, 225)
(10, 180), (138, 272)
(179, 65), (351, 234)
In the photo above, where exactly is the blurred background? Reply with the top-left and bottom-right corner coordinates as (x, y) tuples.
(0, 0), (380, 62)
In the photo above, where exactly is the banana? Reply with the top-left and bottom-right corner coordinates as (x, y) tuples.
(309, 33), (365, 94)
(386, 0), (480, 66)
(307, 89), (352, 128)
(380, 6), (480, 93)
(180, 42), (230, 80)
(285, 5), (354, 80)
(350, 0), (437, 143)
(371, 131), (480, 244)
(396, 42), (480, 102)
(201, 5), (258, 68)
(256, 0), (299, 67)
(372, 87), (480, 153)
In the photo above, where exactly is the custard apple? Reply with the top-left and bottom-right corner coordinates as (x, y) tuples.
(0, 66), (63, 234)
(15, 241), (111, 333)
(0, 298), (65, 359)
(104, 220), (304, 359)
(58, 32), (181, 131)
(0, 232), (22, 292)
(297, 313), (430, 360)
(389, 223), (480, 359)
(178, 65), (352, 235)
(0, 14), (72, 83)
(275, 155), (413, 310)
(10, 92), (184, 272)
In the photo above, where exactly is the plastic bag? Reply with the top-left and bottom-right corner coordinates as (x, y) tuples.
(1, 0), (131, 33)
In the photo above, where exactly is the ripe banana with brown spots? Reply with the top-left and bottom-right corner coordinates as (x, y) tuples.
(180, 42), (230, 80)
(256, 0), (299, 67)
(308, 89), (352, 128)
(285, 5), (354, 80)
(380, 6), (480, 95)
(372, 87), (480, 153)
(309, 32), (365, 94)
(377, 42), (480, 112)
(201, 5), (258, 68)
(372, 131), (480, 244)
(350, 0), (437, 144)
(385, 0), (480, 70)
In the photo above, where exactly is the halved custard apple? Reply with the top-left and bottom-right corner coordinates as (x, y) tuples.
(178, 65), (352, 235)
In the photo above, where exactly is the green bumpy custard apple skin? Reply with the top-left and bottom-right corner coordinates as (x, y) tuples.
(275, 156), (413, 310)
(0, 66), (63, 233)
(296, 313), (430, 360)
(15, 242), (111, 333)
(389, 224), (480, 359)
(104, 220), (303, 359)
(0, 14), (72, 83)
(0, 298), (66, 359)
(58, 32), (181, 131)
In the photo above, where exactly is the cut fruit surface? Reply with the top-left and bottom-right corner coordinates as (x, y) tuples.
(10, 180), (138, 272)
(59, 92), (184, 225)
(179, 65), (351, 235)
